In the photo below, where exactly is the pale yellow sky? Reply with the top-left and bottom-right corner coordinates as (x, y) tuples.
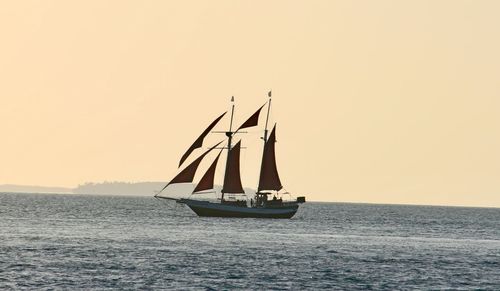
(1, 1), (499, 207)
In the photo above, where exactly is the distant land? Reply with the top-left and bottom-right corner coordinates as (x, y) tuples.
(0, 182), (165, 196)
(0, 184), (73, 194)
(74, 182), (165, 196)
(0, 182), (256, 197)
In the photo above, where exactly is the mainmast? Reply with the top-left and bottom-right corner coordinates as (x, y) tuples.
(221, 96), (235, 201)
(263, 91), (272, 142)
(258, 91), (272, 192)
(257, 90), (283, 193)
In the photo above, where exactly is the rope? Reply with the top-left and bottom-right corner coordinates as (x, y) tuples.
(153, 196), (194, 218)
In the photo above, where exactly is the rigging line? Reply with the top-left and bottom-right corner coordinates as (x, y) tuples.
(157, 196), (176, 210)
(153, 190), (162, 198)
(281, 187), (294, 199)
(154, 196), (195, 218)
(154, 183), (169, 197)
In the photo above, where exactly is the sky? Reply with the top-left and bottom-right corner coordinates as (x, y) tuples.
(1, 1), (499, 207)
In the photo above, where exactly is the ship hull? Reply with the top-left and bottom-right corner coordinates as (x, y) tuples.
(179, 199), (299, 219)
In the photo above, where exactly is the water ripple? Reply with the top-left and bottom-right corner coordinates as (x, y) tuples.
(1, 193), (499, 290)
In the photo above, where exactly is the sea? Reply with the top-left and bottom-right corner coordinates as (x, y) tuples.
(1, 193), (499, 290)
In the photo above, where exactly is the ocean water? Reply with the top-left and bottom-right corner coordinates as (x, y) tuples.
(1, 193), (499, 290)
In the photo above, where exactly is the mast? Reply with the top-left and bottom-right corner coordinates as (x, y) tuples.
(263, 91), (272, 142)
(221, 96), (235, 201)
(220, 97), (265, 201)
(258, 91), (272, 193)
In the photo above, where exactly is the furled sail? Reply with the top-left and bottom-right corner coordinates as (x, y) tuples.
(222, 140), (245, 194)
(237, 104), (265, 131)
(192, 149), (223, 193)
(258, 124), (283, 192)
(179, 112), (227, 167)
(159, 141), (223, 193)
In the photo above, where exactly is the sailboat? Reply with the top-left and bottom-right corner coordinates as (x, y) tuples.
(155, 92), (305, 219)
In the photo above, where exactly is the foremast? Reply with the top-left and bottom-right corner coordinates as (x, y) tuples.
(221, 96), (265, 202)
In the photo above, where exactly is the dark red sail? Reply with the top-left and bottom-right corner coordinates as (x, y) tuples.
(179, 112), (226, 167)
(222, 141), (245, 194)
(162, 141), (223, 193)
(193, 149), (223, 193)
(258, 124), (283, 192)
(237, 104), (265, 131)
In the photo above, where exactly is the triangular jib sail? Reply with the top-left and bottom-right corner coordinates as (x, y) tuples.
(192, 149), (223, 193)
(258, 124), (282, 192)
(222, 140), (245, 194)
(158, 140), (223, 194)
(179, 112), (226, 167)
